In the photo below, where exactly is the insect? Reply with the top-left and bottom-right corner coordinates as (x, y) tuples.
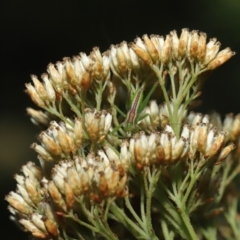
(112, 82), (158, 137)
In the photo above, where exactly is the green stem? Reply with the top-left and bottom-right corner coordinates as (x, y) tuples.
(145, 181), (153, 234)
(65, 212), (98, 233)
(44, 105), (74, 127)
(62, 229), (70, 240)
(159, 180), (176, 202)
(226, 164), (240, 185)
(178, 207), (198, 240)
(102, 199), (119, 240)
(58, 98), (64, 116)
(109, 100), (127, 137)
(74, 232), (85, 240)
(150, 64), (173, 120)
(63, 92), (81, 117)
(179, 67), (207, 103)
(95, 83), (103, 111)
(200, 225), (217, 240)
(168, 65), (180, 136)
(168, 64), (177, 100)
(216, 161), (240, 204)
(225, 199), (240, 239)
(110, 202), (149, 239)
(154, 186), (186, 238)
(171, 160), (200, 240)
(178, 170), (190, 195)
(76, 199), (117, 240)
(121, 71), (132, 93)
(181, 159), (202, 207)
(161, 219), (174, 240)
(125, 196), (146, 230)
(188, 193), (203, 214)
(145, 169), (161, 239)
(140, 179), (147, 226)
(79, 91), (90, 138)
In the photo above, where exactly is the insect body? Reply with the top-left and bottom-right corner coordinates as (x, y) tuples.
(125, 87), (143, 125)
(112, 83), (157, 137)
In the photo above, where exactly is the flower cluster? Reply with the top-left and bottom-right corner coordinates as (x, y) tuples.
(24, 29), (235, 113)
(130, 116), (234, 169)
(45, 146), (129, 210)
(5, 162), (59, 239)
(6, 29), (240, 240)
(31, 109), (113, 163)
(138, 101), (187, 131)
(130, 29), (234, 69)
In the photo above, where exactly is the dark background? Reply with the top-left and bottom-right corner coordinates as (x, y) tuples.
(1, 0), (240, 239)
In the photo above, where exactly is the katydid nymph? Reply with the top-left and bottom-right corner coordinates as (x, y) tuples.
(112, 82), (158, 137)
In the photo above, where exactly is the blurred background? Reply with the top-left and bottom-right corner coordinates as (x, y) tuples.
(1, 0), (240, 239)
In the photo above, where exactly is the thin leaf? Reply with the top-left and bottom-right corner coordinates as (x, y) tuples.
(138, 82), (158, 114)
(113, 104), (126, 118)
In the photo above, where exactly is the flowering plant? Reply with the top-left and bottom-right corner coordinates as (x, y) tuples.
(6, 29), (240, 240)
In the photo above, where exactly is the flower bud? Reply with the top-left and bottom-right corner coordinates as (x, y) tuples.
(31, 75), (48, 101)
(117, 46), (128, 72)
(142, 34), (159, 62)
(47, 63), (64, 92)
(25, 83), (45, 108)
(67, 167), (81, 196)
(5, 192), (31, 215)
(197, 32), (207, 62)
(31, 143), (53, 162)
(189, 30), (199, 59)
(19, 219), (48, 239)
(40, 132), (62, 155)
(130, 42), (152, 65)
(25, 177), (41, 204)
(178, 28), (189, 58)
(41, 73), (56, 102)
(64, 182), (75, 208)
(156, 144), (165, 163)
(48, 180), (67, 212)
(160, 132), (172, 161)
(204, 38), (220, 65)
(57, 129), (71, 154)
(120, 41), (132, 68)
(170, 30), (179, 60)
(44, 218), (59, 237)
(31, 213), (47, 233)
(205, 132), (225, 158)
(161, 35), (171, 63)
(172, 137), (186, 160)
(217, 144), (235, 162)
(26, 108), (50, 127)
(207, 48), (235, 70)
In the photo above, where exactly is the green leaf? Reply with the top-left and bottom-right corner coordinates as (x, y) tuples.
(138, 82), (158, 114)
(113, 104), (126, 118)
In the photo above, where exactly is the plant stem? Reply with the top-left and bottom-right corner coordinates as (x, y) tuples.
(178, 207), (198, 240)
(151, 64), (173, 120)
(75, 199), (118, 240)
(125, 196), (146, 230)
(172, 160), (200, 240)
(63, 92), (81, 117)
(110, 202), (149, 239)
(145, 169), (161, 239)
(154, 186), (186, 238)
(44, 105), (74, 127)
(161, 219), (174, 240)
(65, 212), (98, 232)
(95, 83), (103, 111)
(225, 199), (240, 240)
